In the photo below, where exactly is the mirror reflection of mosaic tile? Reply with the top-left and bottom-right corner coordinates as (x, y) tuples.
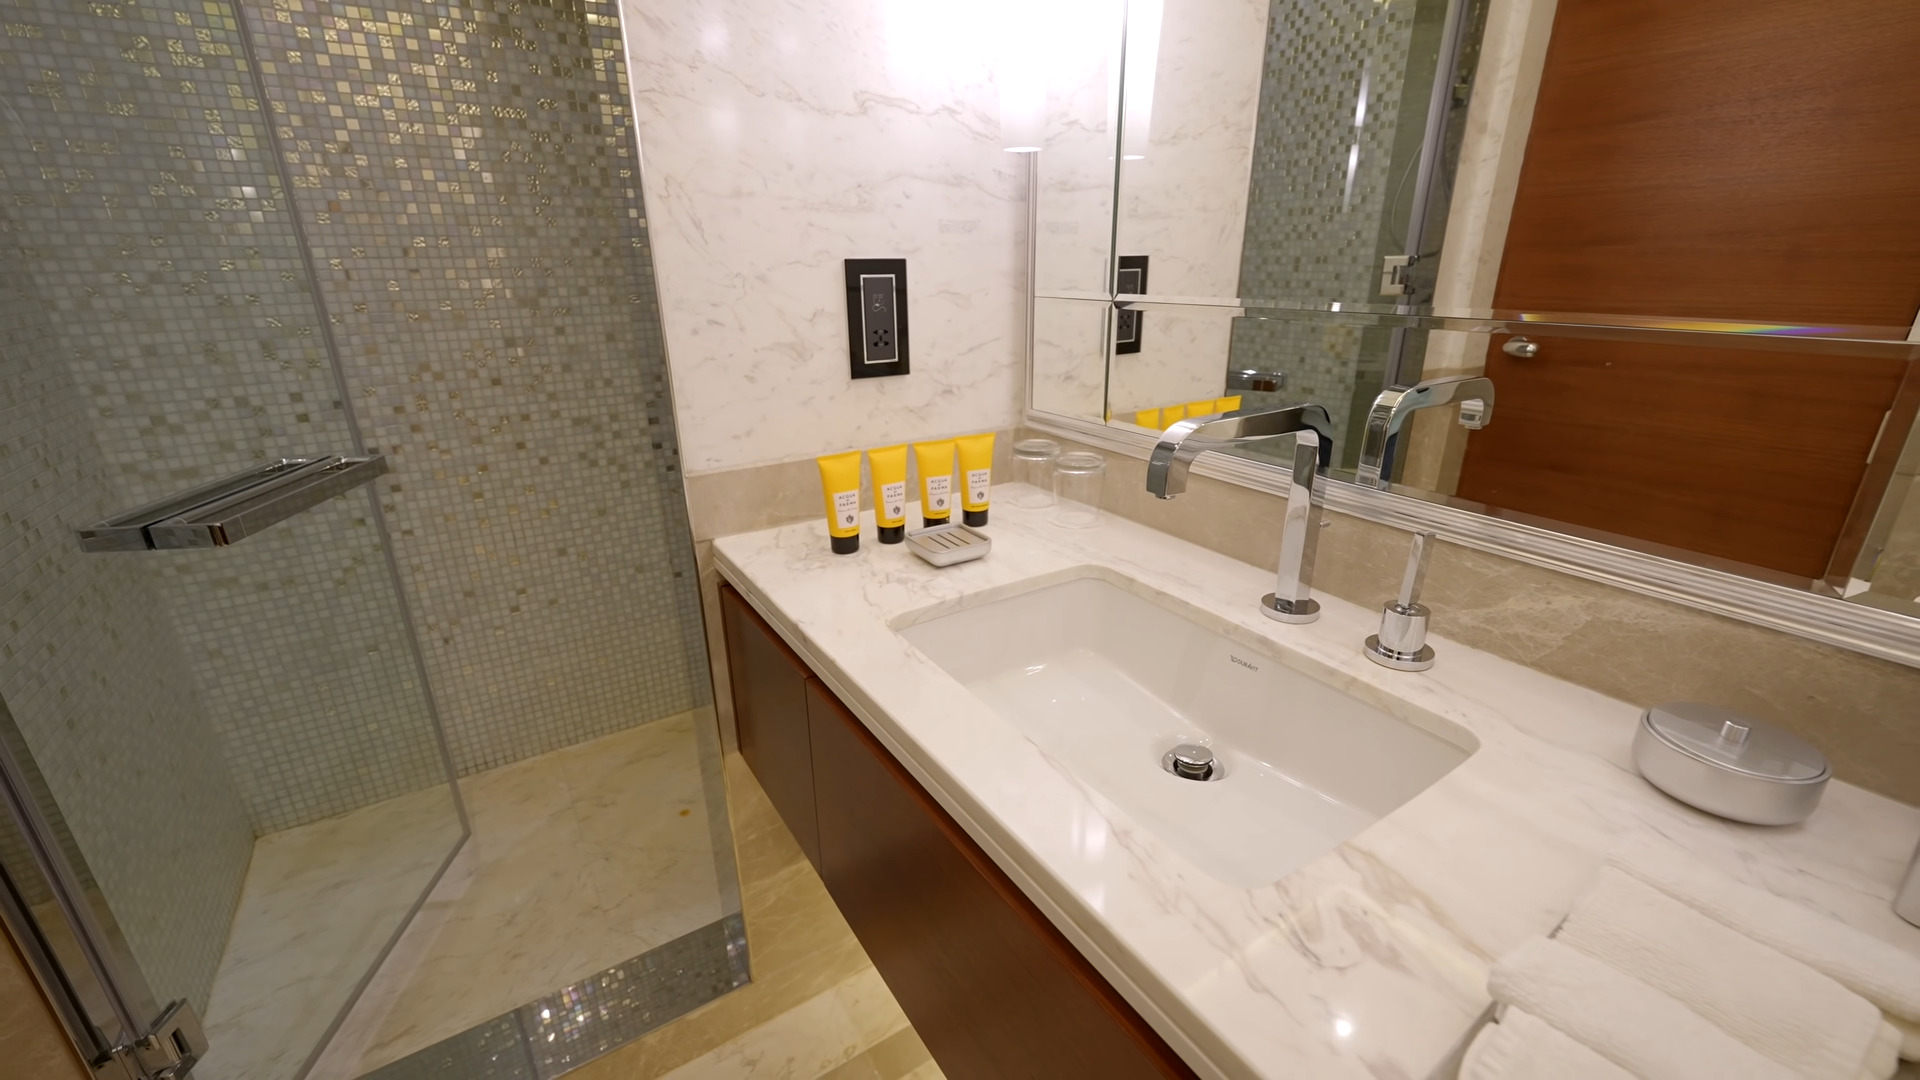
(359, 914), (750, 1080)
(1228, 0), (1486, 467)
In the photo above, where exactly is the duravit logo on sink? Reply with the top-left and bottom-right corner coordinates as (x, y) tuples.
(1229, 654), (1260, 672)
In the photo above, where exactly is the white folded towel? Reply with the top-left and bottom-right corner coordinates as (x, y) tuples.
(1490, 937), (1802, 1080)
(1559, 867), (1897, 1079)
(1460, 1008), (1637, 1080)
(1610, 839), (1920, 1059)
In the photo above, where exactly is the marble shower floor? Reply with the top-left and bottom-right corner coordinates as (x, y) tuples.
(197, 784), (463, 1080)
(310, 710), (733, 1078)
(313, 726), (943, 1080)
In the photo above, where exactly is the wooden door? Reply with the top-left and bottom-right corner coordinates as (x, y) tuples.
(718, 582), (821, 870)
(1455, 0), (1920, 579)
(805, 680), (1197, 1080)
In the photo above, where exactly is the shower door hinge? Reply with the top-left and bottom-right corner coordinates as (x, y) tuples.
(94, 1000), (208, 1080)
(1380, 255), (1415, 297)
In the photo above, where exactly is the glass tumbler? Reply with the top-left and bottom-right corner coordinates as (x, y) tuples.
(1051, 451), (1106, 529)
(1009, 438), (1060, 509)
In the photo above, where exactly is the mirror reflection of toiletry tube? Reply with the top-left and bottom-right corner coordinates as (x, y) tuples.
(912, 440), (955, 528)
(816, 450), (863, 555)
(867, 444), (908, 544)
(956, 432), (995, 527)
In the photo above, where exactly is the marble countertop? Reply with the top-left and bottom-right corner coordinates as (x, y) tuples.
(712, 489), (1920, 1080)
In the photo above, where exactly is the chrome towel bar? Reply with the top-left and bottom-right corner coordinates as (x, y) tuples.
(76, 455), (388, 552)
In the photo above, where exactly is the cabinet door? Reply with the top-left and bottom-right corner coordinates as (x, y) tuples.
(718, 582), (820, 869)
(806, 680), (1196, 1080)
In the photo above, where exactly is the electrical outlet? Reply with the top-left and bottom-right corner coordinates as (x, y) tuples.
(1115, 255), (1148, 355)
(844, 258), (909, 379)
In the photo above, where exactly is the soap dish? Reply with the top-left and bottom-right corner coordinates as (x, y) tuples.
(906, 523), (991, 567)
(1631, 702), (1830, 826)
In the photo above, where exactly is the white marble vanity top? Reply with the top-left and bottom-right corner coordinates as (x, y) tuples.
(712, 487), (1920, 1080)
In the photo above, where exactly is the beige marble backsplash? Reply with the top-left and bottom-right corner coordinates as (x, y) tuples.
(680, 431), (1920, 805)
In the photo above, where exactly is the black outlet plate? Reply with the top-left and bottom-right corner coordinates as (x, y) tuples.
(1115, 255), (1148, 355)
(845, 258), (909, 379)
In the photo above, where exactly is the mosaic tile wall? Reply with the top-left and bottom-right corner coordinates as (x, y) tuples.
(1227, 0), (1444, 466)
(0, 0), (454, 834)
(0, 239), (255, 1015)
(0, 0), (713, 1020)
(245, 0), (711, 772)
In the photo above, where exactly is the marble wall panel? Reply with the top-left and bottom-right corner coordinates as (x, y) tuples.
(621, 0), (1030, 474)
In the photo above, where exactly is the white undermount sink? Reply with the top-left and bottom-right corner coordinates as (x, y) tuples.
(899, 573), (1476, 887)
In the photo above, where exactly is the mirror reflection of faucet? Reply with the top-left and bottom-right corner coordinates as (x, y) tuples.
(1146, 404), (1334, 623)
(1355, 375), (1496, 490)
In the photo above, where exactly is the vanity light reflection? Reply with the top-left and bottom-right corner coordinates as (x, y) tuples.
(1333, 1016), (1355, 1039)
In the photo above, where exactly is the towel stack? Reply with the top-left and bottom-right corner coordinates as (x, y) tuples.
(1462, 840), (1920, 1080)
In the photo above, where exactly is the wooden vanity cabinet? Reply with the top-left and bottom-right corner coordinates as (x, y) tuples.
(718, 582), (820, 870)
(718, 581), (1197, 1080)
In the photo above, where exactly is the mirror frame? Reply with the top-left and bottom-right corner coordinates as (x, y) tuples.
(1017, 164), (1920, 668)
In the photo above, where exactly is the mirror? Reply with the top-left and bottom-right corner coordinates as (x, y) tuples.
(1024, 0), (1920, 631)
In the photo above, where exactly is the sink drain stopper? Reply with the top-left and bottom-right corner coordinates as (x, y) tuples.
(1162, 743), (1222, 781)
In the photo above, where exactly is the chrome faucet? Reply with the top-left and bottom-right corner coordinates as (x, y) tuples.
(1354, 375), (1495, 489)
(1147, 404), (1334, 624)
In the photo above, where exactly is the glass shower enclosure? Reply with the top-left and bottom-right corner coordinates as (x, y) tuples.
(0, 0), (464, 1076)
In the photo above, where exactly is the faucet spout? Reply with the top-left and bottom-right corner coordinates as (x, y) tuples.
(1142, 403), (1334, 625)
(1354, 375), (1495, 489)
(1146, 404), (1334, 499)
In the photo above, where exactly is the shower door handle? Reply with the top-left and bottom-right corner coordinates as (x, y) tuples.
(76, 454), (388, 552)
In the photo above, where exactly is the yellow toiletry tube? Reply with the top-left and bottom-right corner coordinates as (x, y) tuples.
(956, 432), (996, 527)
(1215, 395), (1242, 413)
(1185, 398), (1218, 420)
(867, 444), (909, 544)
(1135, 407), (1161, 429)
(1160, 404), (1186, 425)
(912, 440), (955, 528)
(816, 450), (863, 555)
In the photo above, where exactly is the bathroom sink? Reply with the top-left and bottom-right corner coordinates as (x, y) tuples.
(899, 574), (1475, 887)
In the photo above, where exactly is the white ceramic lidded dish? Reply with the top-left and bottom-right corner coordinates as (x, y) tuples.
(1631, 702), (1830, 826)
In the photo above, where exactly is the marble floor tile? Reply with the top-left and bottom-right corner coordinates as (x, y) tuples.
(197, 784), (463, 1080)
(654, 966), (909, 1079)
(811, 1019), (935, 1080)
(310, 711), (729, 1079)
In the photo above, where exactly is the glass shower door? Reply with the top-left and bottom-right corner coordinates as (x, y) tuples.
(0, 0), (465, 1077)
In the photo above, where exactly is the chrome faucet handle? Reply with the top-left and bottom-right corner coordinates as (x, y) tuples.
(1364, 531), (1437, 671)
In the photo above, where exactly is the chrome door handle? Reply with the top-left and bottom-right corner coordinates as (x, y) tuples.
(1502, 336), (1539, 359)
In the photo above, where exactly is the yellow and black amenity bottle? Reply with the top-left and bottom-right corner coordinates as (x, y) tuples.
(912, 439), (955, 529)
(956, 432), (995, 527)
(816, 450), (862, 554)
(867, 444), (909, 544)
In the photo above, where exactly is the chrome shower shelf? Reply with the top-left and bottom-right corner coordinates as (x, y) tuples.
(76, 455), (388, 552)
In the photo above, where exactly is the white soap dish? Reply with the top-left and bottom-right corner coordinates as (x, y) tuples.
(906, 523), (991, 567)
